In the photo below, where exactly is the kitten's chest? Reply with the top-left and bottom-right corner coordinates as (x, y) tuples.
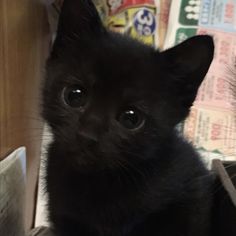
(51, 166), (145, 210)
(48, 168), (150, 235)
(46, 151), (212, 236)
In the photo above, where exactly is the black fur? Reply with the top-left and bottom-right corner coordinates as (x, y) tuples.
(42, 1), (215, 235)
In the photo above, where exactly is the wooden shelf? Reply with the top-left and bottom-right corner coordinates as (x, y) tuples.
(0, 0), (49, 231)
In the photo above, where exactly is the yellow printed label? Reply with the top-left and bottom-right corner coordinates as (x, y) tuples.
(106, 7), (157, 46)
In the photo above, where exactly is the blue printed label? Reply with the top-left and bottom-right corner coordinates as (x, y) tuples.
(199, 0), (236, 32)
(133, 8), (156, 36)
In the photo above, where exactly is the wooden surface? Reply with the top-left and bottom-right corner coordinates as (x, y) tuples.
(0, 0), (49, 231)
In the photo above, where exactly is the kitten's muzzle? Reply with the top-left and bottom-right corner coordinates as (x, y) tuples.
(78, 115), (104, 142)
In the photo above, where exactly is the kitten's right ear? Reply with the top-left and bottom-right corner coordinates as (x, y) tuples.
(53, 0), (105, 49)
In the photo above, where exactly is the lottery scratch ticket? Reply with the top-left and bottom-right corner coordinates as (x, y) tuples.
(184, 107), (236, 157)
(106, 0), (155, 15)
(106, 4), (158, 46)
(199, 0), (236, 32)
(165, 0), (236, 161)
(105, 0), (171, 48)
(195, 28), (236, 110)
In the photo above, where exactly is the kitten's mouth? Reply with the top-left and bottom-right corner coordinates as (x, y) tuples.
(74, 149), (118, 172)
(72, 140), (121, 169)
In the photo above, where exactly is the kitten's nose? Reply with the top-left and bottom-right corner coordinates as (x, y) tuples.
(79, 115), (103, 142)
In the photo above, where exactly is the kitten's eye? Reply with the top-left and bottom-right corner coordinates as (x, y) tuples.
(63, 85), (87, 108)
(117, 108), (144, 130)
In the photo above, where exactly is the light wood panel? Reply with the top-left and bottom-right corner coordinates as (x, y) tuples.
(0, 0), (49, 231)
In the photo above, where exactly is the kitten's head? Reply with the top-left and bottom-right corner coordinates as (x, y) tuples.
(43, 0), (214, 169)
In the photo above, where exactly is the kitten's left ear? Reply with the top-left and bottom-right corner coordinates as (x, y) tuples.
(160, 35), (214, 119)
(161, 35), (214, 86)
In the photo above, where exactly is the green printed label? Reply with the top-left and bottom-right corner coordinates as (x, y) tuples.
(179, 0), (201, 26)
(175, 28), (197, 44)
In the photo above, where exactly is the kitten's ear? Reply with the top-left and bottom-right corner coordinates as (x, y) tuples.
(54, 0), (105, 48)
(161, 35), (214, 86)
(160, 36), (214, 121)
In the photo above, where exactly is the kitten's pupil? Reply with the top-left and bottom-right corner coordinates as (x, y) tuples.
(118, 109), (144, 130)
(63, 85), (86, 108)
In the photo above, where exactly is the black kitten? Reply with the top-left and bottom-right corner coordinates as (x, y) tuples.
(43, 0), (215, 235)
